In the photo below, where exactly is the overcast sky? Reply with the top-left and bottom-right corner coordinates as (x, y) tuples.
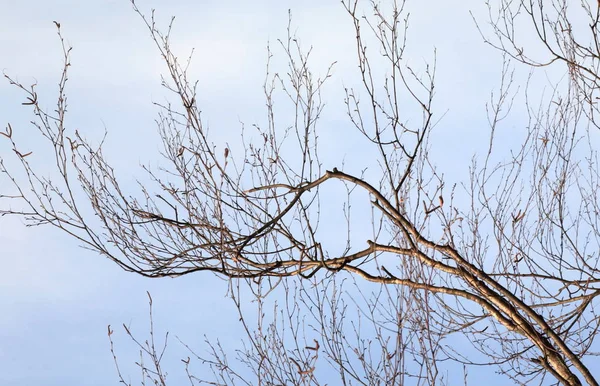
(0, 1), (542, 385)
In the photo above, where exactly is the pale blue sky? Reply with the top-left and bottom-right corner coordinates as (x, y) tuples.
(0, 1), (543, 384)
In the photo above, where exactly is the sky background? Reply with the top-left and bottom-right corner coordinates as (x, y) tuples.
(0, 1), (552, 385)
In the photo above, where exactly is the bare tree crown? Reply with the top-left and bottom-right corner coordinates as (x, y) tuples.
(2, 1), (600, 385)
